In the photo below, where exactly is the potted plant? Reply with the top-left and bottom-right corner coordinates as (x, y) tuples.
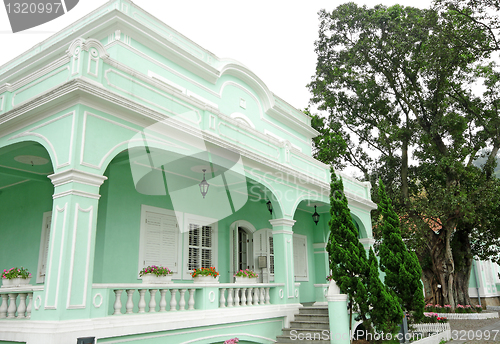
(139, 265), (173, 284)
(234, 269), (258, 283)
(191, 267), (219, 283)
(1, 267), (31, 287)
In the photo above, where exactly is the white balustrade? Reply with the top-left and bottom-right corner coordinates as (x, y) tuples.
(95, 283), (279, 316)
(218, 285), (274, 307)
(0, 287), (39, 319)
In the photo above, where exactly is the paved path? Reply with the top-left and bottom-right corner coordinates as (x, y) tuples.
(447, 315), (500, 344)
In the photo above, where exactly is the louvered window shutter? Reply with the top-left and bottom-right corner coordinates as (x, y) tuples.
(269, 233), (274, 275)
(188, 224), (213, 271)
(143, 210), (178, 271)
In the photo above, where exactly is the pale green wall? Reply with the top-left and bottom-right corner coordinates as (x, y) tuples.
(0, 179), (53, 280)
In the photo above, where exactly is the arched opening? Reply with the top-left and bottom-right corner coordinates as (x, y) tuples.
(0, 141), (54, 284)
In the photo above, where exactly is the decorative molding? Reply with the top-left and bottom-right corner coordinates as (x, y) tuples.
(327, 294), (348, 302)
(359, 238), (376, 246)
(11, 66), (70, 108)
(48, 169), (107, 188)
(67, 204), (93, 309)
(34, 295), (42, 310)
(0, 95), (4, 112)
(313, 243), (327, 249)
(93, 293), (103, 308)
(52, 190), (102, 200)
(8, 110), (75, 169)
(269, 218), (296, 228)
(44, 203), (67, 310)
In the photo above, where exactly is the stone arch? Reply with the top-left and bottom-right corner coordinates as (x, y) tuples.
(350, 212), (368, 239)
(0, 138), (57, 172)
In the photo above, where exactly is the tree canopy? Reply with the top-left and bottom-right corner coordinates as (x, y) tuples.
(310, 1), (500, 307)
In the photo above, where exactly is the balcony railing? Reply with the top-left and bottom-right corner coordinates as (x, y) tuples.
(93, 283), (282, 316)
(0, 286), (43, 319)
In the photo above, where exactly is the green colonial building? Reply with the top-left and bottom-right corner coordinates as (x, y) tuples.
(0, 1), (377, 343)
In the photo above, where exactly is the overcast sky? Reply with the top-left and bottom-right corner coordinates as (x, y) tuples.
(0, 0), (432, 111)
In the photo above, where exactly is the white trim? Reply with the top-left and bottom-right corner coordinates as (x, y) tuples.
(93, 293), (103, 308)
(104, 68), (202, 124)
(313, 243), (327, 249)
(66, 204), (93, 309)
(138, 205), (183, 280)
(9, 110), (75, 169)
(48, 169), (107, 188)
(327, 294), (348, 302)
(230, 112), (255, 129)
(359, 238), (376, 246)
(314, 251), (328, 254)
(0, 95), (4, 112)
(11, 67), (71, 108)
(52, 190), (101, 200)
(36, 211), (52, 284)
(44, 204), (67, 310)
(269, 218), (296, 228)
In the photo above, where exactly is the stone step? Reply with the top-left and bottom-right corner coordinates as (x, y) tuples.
(294, 314), (329, 322)
(299, 306), (329, 315)
(289, 321), (330, 329)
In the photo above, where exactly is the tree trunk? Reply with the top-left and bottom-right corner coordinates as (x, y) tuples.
(452, 229), (473, 306)
(427, 226), (456, 308)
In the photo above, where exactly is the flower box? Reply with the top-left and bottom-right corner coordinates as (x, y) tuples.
(141, 274), (173, 284)
(234, 276), (258, 284)
(1, 277), (31, 288)
(193, 275), (219, 283)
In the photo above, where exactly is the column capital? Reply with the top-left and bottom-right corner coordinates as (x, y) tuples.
(49, 169), (107, 187)
(327, 294), (348, 302)
(359, 238), (376, 247)
(269, 218), (296, 228)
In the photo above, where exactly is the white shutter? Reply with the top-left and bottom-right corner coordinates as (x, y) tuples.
(143, 210), (178, 272)
(293, 234), (308, 279)
(230, 225), (239, 279)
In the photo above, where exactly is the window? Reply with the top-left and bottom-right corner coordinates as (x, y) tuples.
(138, 205), (182, 279)
(36, 211), (52, 283)
(183, 214), (218, 279)
(293, 234), (308, 281)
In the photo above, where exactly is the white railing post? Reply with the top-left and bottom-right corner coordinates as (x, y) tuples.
(149, 289), (157, 313)
(125, 289), (135, 314)
(138, 289), (147, 313)
(247, 288), (253, 305)
(159, 289), (168, 312)
(7, 293), (17, 318)
(227, 288), (234, 307)
(253, 288), (259, 305)
(220, 288), (226, 308)
(234, 288), (240, 306)
(179, 289), (186, 311)
(188, 289), (195, 310)
(0, 294), (8, 318)
(260, 288), (265, 305)
(26, 292), (33, 318)
(241, 288), (247, 306)
(17, 293), (27, 319)
(113, 290), (123, 315)
(265, 288), (271, 304)
(169, 289), (178, 311)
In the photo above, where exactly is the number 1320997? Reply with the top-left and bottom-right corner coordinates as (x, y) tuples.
(451, 330), (498, 341)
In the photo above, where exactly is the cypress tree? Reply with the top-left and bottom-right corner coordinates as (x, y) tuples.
(367, 247), (404, 335)
(378, 179), (425, 319)
(328, 168), (403, 337)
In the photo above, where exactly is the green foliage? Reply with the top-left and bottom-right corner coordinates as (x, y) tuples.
(378, 180), (425, 320)
(327, 168), (403, 334)
(310, 0), (500, 306)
